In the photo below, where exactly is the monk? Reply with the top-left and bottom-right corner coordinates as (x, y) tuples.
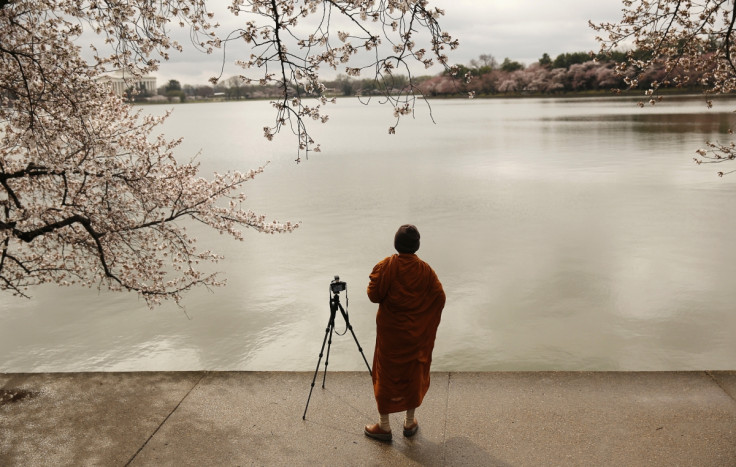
(364, 224), (446, 441)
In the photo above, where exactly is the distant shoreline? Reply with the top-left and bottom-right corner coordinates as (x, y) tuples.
(130, 89), (735, 106)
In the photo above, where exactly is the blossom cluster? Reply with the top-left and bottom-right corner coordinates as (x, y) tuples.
(0, 0), (456, 304)
(592, 0), (736, 176)
(0, 1), (297, 306)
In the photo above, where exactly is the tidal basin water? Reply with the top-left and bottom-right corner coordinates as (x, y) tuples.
(2, 96), (736, 372)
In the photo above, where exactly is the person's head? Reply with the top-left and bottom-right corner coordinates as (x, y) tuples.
(394, 224), (420, 254)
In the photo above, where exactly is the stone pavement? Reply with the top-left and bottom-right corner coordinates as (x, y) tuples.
(1, 371), (735, 466)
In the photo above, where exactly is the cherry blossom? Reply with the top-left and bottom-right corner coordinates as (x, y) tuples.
(0, 0), (456, 305)
(592, 0), (736, 176)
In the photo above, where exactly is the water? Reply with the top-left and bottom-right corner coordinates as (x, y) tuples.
(2, 96), (736, 372)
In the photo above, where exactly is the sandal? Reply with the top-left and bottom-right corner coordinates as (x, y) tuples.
(364, 423), (392, 441)
(403, 420), (418, 437)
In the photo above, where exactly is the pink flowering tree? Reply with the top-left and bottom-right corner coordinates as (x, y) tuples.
(592, 0), (736, 176)
(0, 0), (457, 305)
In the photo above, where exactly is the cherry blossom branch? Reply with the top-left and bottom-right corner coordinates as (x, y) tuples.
(1, 0), (457, 305)
(593, 0), (736, 176)
(218, 0), (458, 159)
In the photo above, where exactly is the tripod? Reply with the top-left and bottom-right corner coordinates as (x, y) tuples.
(303, 281), (372, 420)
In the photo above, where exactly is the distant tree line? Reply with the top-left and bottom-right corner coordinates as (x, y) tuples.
(136, 49), (718, 104)
(125, 73), (419, 103)
(419, 49), (716, 97)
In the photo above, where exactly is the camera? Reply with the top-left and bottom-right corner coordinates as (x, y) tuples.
(330, 275), (347, 293)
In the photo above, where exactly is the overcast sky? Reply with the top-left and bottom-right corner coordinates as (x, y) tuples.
(145, 0), (626, 86)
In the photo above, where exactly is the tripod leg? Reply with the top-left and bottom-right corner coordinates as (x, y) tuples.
(321, 324), (334, 388)
(347, 324), (372, 376)
(303, 322), (332, 420)
(338, 303), (373, 376)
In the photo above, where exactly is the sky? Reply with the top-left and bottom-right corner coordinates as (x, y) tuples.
(140, 0), (627, 86)
(435, 0), (625, 65)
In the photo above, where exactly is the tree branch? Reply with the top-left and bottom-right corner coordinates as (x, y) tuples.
(724, 4), (736, 74)
(9, 214), (99, 243)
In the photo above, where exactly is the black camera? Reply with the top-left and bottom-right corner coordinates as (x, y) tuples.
(330, 275), (347, 293)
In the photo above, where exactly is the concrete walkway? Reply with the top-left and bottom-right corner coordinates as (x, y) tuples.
(1, 371), (735, 466)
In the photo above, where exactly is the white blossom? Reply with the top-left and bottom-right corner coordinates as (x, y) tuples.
(593, 0), (736, 176)
(0, 0), (458, 304)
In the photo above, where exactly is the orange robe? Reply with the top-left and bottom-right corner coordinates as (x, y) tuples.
(367, 253), (446, 414)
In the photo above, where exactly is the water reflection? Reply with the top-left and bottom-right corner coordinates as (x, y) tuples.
(554, 112), (736, 134)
